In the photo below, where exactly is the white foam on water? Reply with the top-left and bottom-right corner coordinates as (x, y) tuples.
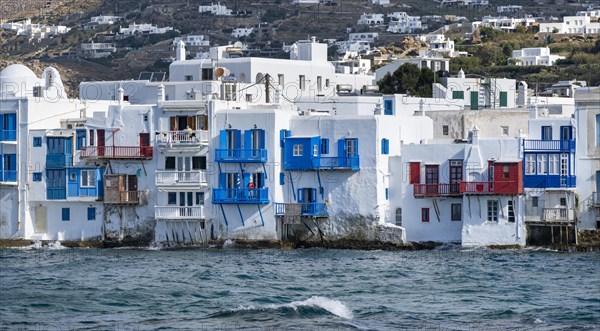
(534, 318), (545, 324)
(222, 239), (235, 248)
(233, 296), (353, 319)
(46, 241), (67, 250)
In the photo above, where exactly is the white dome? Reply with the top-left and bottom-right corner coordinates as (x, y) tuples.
(0, 64), (37, 79)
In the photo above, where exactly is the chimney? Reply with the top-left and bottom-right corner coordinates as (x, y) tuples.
(117, 87), (124, 104)
(471, 126), (479, 145)
(529, 103), (538, 119)
(157, 84), (165, 102)
(517, 81), (528, 106)
(176, 40), (186, 61)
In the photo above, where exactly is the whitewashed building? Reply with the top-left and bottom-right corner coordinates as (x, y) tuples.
(173, 35), (210, 47)
(199, 2), (233, 16)
(1, 19), (71, 41)
(539, 16), (600, 34)
(511, 47), (565, 66)
(231, 28), (254, 38)
(472, 16), (536, 32)
(387, 12), (422, 34)
(375, 56), (451, 81)
(358, 14), (385, 26)
(391, 126), (525, 246)
(118, 23), (173, 36)
(79, 42), (117, 58)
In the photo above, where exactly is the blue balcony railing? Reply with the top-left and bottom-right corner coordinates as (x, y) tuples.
(274, 202), (328, 217)
(46, 154), (73, 169)
(524, 175), (576, 188)
(523, 140), (575, 152)
(0, 171), (17, 182)
(0, 130), (17, 141)
(311, 156), (360, 171)
(47, 188), (66, 200)
(214, 149), (268, 163)
(212, 188), (269, 204)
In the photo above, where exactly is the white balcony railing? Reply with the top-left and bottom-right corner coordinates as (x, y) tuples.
(155, 206), (205, 220)
(156, 130), (209, 146)
(155, 170), (207, 186)
(543, 208), (575, 222)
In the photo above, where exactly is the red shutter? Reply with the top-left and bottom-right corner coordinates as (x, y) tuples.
(409, 162), (421, 184)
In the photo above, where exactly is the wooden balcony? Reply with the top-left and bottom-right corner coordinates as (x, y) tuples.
(413, 183), (461, 198)
(542, 208), (575, 223)
(155, 170), (207, 188)
(155, 206), (205, 220)
(105, 191), (147, 205)
(80, 146), (153, 160)
(460, 181), (522, 195)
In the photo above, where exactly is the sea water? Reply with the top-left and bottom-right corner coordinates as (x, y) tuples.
(0, 246), (598, 330)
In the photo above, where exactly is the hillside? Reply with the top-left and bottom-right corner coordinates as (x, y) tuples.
(1, 0), (598, 91)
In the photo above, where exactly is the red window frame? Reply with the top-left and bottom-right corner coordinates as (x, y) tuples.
(421, 208), (430, 223)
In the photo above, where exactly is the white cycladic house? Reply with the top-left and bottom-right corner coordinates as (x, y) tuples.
(387, 12), (422, 33)
(511, 47), (566, 66)
(539, 16), (600, 34)
(358, 14), (385, 25)
(118, 23), (173, 36)
(199, 2), (233, 16)
(472, 16), (536, 32)
(231, 28), (254, 38)
(80, 43), (117, 58)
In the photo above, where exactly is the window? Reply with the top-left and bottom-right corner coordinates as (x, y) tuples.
(385, 188), (389, 200)
(501, 126), (509, 136)
(452, 91), (464, 100)
(503, 165), (510, 179)
(76, 130), (86, 150)
(537, 155), (547, 175)
(409, 162), (421, 184)
(541, 126), (552, 140)
(395, 208), (402, 226)
(196, 192), (205, 205)
(507, 200), (515, 223)
(32, 172), (42, 182)
(293, 144), (303, 156)
(62, 208), (70, 221)
(320, 138), (329, 154)
(451, 204), (461, 221)
(279, 173), (285, 185)
(421, 208), (430, 222)
(525, 154), (536, 175)
(33, 137), (42, 147)
(89, 130), (95, 146)
(317, 76), (322, 93)
(87, 207), (96, 221)
(560, 198), (567, 206)
(245, 94), (253, 102)
(325, 79), (330, 88)
(384, 100), (393, 115)
(345, 139), (358, 156)
(201, 68), (213, 80)
(547, 154), (559, 175)
(165, 157), (176, 170)
(192, 156), (206, 170)
(560, 153), (568, 176)
(312, 144), (318, 156)
(381, 138), (389, 155)
(487, 200), (498, 222)
(532, 197), (538, 208)
(81, 170), (96, 188)
(168, 192), (177, 205)
(185, 75), (193, 81)
(299, 75), (305, 90)
(442, 125), (449, 136)
(143, 115), (148, 122)
(278, 74), (284, 86)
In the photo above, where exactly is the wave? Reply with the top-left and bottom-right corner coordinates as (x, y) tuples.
(231, 296), (353, 319)
(11, 241), (67, 250)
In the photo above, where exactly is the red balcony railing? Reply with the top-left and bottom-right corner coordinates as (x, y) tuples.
(80, 146), (153, 160)
(413, 184), (461, 197)
(460, 181), (521, 195)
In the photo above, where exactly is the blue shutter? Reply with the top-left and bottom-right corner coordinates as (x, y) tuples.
(297, 189), (304, 202)
(76, 130), (86, 150)
(385, 188), (389, 200)
(338, 139), (346, 157)
(0, 113), (3, 129)
(62, 208), (70, 221)
(259, 173), (265, 187)
(321, 138), (329, 154)
(280, 129), (286, 147)
(355, 139), (359, 156)
(8, 154), (16, 171)
(311, 188), (317, 202)
(219, 130), (227, 148)
(243, 172), (250, 188)
(7, 114), (16, 131)
(234, 130), (241, 149)
(87, 207), (96, 220)
(279, 172), (285, 185)
(384, 100), (393, 115)
(219, 173), (226, 188)
(258, 129), (265, 149)
(244, 130), (252, 150)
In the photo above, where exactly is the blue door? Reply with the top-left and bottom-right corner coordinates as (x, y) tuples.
(596, 171), (600, 194)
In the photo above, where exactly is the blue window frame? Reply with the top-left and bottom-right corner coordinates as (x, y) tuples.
(62, 208), (70, 221)
(279, 173), (285, 185)
(541, 126), (552, 141)
(321, 138), (329, 154)
(385, 188), (389, 200)
(76, 130), (86, 150)
(384, 100), (393, 115)
(32, 172), (42, 182)
(381, 138), (389, 155)
(87, 207), (96, 221)
(33, 137), (42, 147)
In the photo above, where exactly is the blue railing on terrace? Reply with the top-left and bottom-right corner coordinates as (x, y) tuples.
(0, 171), (17, 182)
(0, 130), (17, 141)
(274, 202), (328, 217)
(214, 149), (268, 162)
(212, 188), (269, 204)
(311, 156), (360, 170)
(46, 154), (73, 169)
(522, 140), (575, 152)
(47, 188), (66, 200)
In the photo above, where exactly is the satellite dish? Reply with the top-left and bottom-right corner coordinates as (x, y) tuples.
(215, 67), (230, 77)
(233, 41), (243, 48)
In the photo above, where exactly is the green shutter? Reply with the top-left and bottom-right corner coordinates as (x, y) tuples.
(452, 91), (464, 100)
(470, 92), (479, 110)
(499, 91), (508, 107)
